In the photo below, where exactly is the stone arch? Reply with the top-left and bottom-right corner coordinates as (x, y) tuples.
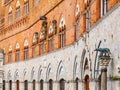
(46, 63), (52, 81)
(7, 70), (12, 80)
(14, 69), (19, 81)
(80, 49), (86, 79)
(38, 66), (43, 80)
(73, 56), (80, 80)
(56, 61), (66, 80)
(83, 58), (91, 78)
(31, 67), (35, 80)
(94, 41), (102, 79)
(23, 68), (27, 80)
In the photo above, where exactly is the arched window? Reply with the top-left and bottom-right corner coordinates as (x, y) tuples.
(48, 37), (53, 52)
(86, 9), (90, 31)
(24, 0), (29, 14)
(3, 80), (5, 90)
(9, 80), (12, 90)
(33, 80), (35, 90)
(49, 79), (53, 90)
(32, 32), (38, 57)
(75, 78), (79, 90)
(101, 0), (108, 16)
(15, 43), (20, 61)
(24, 40), (29, 60)
(59, 18), (66, 48)
(8, 45), (12, 63)
(8, 6), (13, 23)
(40, 80), (43, 90)
(60, 79), (65, 90)
(85, 75), (89, 90)
(24, 80), (28, 90)
(33, 0), (37, 7)
(16, 0), (20, 19)
(16, 80), (19, 90)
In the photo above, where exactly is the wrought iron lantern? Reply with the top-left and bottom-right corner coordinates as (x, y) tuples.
(95, 48), (111, 66)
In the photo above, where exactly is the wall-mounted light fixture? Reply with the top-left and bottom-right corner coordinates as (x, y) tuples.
(40, 16), (47, 20)
(95, 48), (111, 90)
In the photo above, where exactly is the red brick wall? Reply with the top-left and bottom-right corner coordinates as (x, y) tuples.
(0, 0), (118, 64)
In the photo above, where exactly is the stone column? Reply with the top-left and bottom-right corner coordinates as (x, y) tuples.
(0, 49), (4, 90)
(101, 68), (107, 90)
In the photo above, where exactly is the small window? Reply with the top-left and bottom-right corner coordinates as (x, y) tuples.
(24, 2), (29, 15)
(34, 0), (37, 7)
(24, 49), (29, 60)
(49, 38), (53, 52)
(32, 46), (36, 58)
(15, 51), (20, 61)
(24, 80), (28, 90)
(86, 10), (90, 31)
(60, 31), (65, 48)
(101, 0), (108, 16)
(16, 7), (20, 19)
(40, 43), (44, 55)
(8, 53), (12, 63)
(8, 13), (13, 23)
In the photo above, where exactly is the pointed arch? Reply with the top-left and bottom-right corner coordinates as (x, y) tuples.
(73, 56), (79, 80)
(9, 45), (12, 52)
(16, 0), (20, 8)
(38, 66), (42, 80)
(80, 49), (86, 79)
(8, 6), (12, 13)
(23, 68), (27, 80)
(48, 25), (53, 34)
(24, 0), (28, 2)
(16, 42), (20, 50)
(31, 67), (35, 80)
(84, 58), (89, 71)
(75, 4), (80, 16)
(59, 17), (66, 28)
(24, 39), (29, 47)
(7, 70), (12, 80)
(14, 69), (19, 81)
(46, 63), (52, 81)
(56, 61), (66, 80)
